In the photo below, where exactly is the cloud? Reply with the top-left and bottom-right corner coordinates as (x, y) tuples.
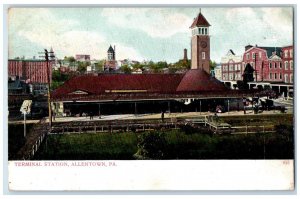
(101, 8), (191, 38)
(9, 8), (144, 61)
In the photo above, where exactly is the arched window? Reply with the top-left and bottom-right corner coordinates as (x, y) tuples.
(285, 61), (288, 70)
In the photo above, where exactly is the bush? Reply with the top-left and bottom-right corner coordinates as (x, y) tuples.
(134, 131), (167, 160)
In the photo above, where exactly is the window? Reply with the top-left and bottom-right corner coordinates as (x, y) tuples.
(274, 62), (277, 68)
(202, 52), (205, 59)
(229, 64), (233, 71)
(246, 53), (250, 60)
(284, 50), (288, 58)
(198, 28), (201, 34)
(279, 62), (282, 69)
(290, 61), (293, 70)
(229, 73), (233, 80)
(205, 28), (207, 35)
(284, 74), (288, 83)
(284, 61), (288, 70)
(290, 74), (293, 83)
(238, 64), (241, 70)
(274, 73), (277, 79)
(269, 62), (272, 69)
(252, 52), (255, 59)
(223, 65), (227, 71)
(279, 73), (282, 79)
(290, 49), (293, 58)
(202, 28), (204, 35)
(269, 73), (272, 80)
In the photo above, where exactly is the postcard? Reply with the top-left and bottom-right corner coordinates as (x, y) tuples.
(6, 6), (294, 191)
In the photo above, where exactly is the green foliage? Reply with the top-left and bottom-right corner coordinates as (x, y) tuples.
(51, 70), (71, 90)
(34, 133), (139, 160)
(134, 131), (167, 160)
(64, 56), (76, 63)
(95, 59), (105, 71)
(120, 64), (132, 74)
(77, 61), (91, 73)
(209, 60), (217, 71)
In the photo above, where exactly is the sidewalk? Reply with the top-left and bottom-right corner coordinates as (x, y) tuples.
(8, 109), (293, 124)
(50, 110), (292, 123)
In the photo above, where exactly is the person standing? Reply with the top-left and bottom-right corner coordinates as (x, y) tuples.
(161, 110), (165, 122)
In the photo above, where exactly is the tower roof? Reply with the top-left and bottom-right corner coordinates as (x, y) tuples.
(107, 45), (114, 53)
(190, 12), (211, 28)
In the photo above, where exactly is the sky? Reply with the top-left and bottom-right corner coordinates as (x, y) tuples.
(8, 7), (293, 63)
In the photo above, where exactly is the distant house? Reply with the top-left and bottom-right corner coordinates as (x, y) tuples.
(75, 54), (90, 62)
(8, 76), (28, 95)
(214, 65), (222, 80)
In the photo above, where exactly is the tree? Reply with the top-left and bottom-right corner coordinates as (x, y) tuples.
(95, 59), (105, 72)
(134, 131), (167, 160)
(63, 56), (76, 63)
(77, 61), (90, 73)
(210, 60), (217, 71)
(172, 59), (191, 72)
(51, 70), (71, 90)
(120, 64), (132, 74)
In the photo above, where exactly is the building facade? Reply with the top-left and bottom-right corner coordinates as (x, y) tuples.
(220, 45), (294, 84)
(75, 54), (90, 62)
(190, 11), (211, 74)
(281, 45), (293, 83)
(221, 50), (243, 81)
(104, 45), (117, 71)
(8, 59), (52, 84)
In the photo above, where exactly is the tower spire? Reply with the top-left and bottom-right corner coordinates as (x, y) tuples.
(199, 8), (201, 14)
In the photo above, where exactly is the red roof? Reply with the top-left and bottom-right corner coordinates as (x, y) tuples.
(190, 12), (210, 28)
(176, 70), (226, 92)
(51, 70), (228, 101)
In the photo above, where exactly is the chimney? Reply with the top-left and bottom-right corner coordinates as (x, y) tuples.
(114, 45), (116, 60)
(245, 44), (253, 51)
(183, 48), (188, 62)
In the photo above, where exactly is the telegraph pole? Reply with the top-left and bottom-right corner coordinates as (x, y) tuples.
(40, 48), (55, 128)
(254, 53), (257, 82)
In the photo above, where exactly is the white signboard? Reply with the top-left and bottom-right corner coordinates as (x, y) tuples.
(20, 100), (32, 114)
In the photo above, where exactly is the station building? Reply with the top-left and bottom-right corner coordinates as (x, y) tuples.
(51, 11), (251, 117)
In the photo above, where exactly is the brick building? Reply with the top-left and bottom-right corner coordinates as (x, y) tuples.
(190, 11), (211, 74)
(281, 45), (293, 83)
(8, 59), (52, 84)
(75, 54), (90, 62)
(220, 50), (243, 81)
(220, 45), (294, 84)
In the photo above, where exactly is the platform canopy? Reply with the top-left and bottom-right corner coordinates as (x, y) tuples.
(51, 70), (248, 102)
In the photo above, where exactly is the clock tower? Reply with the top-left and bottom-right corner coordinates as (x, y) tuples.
(190, 10), (211, 74)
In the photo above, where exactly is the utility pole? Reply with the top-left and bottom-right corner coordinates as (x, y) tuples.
(40, 48), (55, 128)
(261, 60), (264, 82)
(254, 53), (257, 82)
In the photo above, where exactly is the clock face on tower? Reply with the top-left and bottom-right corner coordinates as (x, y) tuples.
(200, 41), (207, 48)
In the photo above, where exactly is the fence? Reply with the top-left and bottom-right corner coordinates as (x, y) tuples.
(15, 118), (49, 160)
